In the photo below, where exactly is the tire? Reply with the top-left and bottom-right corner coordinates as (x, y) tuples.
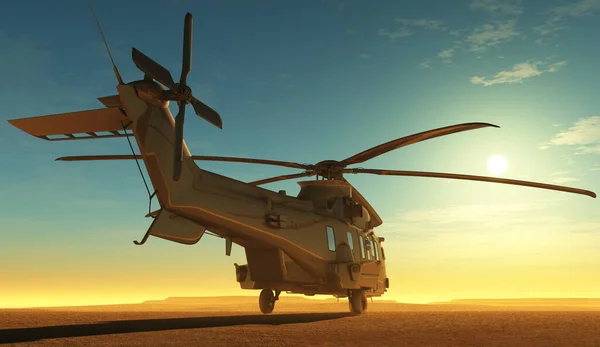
(259, 289), (275, 314)
(348, 289), (367, 314)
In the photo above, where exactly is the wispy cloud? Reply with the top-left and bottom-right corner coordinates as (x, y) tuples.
(470, 59), (566, 86)
(468, 0), (523, 16)
(438, 48), (455, 58)
(541, 116), (600, 154)
(535, 0), (600, 43)
(395, 18), (446, 30)
(378, 17), (446, 41)
(552, 177), (580, 184)
(466, 20), (520, 52)
(418, 59), (433, 70)
(377, 28), (413, 41)
(359, 53), (372, 59)
(378, 198), (584, 242)
(392, 201), (553, 225)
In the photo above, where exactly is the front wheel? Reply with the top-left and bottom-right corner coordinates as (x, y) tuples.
(259, 289), (275, 314)
(348, 289), (367, 314)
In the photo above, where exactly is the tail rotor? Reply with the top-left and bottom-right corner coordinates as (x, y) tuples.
(131, 12), (223, 181)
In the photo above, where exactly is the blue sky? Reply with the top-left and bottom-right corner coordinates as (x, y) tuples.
(1, 0), (599, 306)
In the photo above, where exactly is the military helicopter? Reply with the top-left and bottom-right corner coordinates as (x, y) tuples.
(7, 8), (596, 315)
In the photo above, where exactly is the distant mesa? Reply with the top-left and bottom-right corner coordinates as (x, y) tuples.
(429, 298), (600, 307)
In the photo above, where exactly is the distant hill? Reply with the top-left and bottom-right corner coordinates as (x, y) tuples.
(4, 296), (600, 311)
(429, 298), (600, 307)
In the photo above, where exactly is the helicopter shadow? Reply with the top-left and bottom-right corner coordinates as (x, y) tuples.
(0, 312), (353, 344)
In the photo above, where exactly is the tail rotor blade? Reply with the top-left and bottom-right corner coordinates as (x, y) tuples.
(190, 97), (223, 129)
(173, 104), (186, 181)
(132, 48), (177, 90)
(180, 13), (193, 86)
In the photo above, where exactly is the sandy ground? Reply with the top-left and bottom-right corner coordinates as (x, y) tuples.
(2, 299), (600, 346)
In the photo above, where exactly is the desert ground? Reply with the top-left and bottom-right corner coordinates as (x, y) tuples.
(2, 297), (600, 346)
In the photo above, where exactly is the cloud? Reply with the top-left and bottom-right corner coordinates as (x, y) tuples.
(377, 198), (589, 243)
(437, 48), (455, 58)
(470, 59), (566, 86)
(378, 17), (446, 41)
(552, 177), (580, 184)
(392, 201), (553, 226)
(466, 20), (519, 52)
(418, 59), (433, 70)
(541, 116), (600, 154)
(468, 0), (523, 16)
(377, 28), (414, 40)
(548, 0), (600, 19)
(359, 53), (372, 59)
(395, 18), (446, 30)
(535, 0), (600, 42)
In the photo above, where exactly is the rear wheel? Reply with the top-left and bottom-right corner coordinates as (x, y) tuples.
(348, 289), (367, 314)
(259, 289), (275, 314)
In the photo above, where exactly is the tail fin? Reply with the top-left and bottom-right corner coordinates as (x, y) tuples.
(8, 107), (132, 141)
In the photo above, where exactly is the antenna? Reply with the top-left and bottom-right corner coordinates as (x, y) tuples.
(90, 4), (124, 85)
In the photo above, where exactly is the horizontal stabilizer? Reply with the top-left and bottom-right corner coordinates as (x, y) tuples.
(148, 209), (206, 245)
(98, 95), (122, 107)
(8, 107), (131, 141)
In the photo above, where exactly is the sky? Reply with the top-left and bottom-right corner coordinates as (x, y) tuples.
(0, 0), (599, 308)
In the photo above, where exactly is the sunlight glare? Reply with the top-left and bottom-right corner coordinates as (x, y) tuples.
(487, 155), (508, 175)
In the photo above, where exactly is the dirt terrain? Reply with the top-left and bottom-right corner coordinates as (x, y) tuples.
(2, 297), (600, 346)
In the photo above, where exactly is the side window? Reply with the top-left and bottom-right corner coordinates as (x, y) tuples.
(347, 231), (354, 250)
(326, 226), (336, 251)
(381, 246), (386, 260)
(373, 237), (380, 261)
(366, 238), (372, 260)
(359, 235), (365, 259)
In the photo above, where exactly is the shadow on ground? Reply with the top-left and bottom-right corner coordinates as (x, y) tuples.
(0, 312), (353, 344)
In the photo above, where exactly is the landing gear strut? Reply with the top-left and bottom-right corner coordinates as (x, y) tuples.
(259, 289), (281, 314)
(348, 289), (367, 314)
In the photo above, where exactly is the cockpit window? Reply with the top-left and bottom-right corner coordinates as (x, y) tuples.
(326, 226), (336, 251)
(359, 235), (365, 259)
(347, 231), (354, 250)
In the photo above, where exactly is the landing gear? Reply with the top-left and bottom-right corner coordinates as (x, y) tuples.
(348, 289), (367, 314)
(259, 289), (281, 314)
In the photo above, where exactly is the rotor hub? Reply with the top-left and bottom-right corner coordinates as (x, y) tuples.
(314, 160), (346, 179)
(175, 83), (193, 102)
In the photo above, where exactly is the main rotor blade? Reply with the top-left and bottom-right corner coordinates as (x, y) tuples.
(344, 168), (597, 198)
(173, 103), (186, 180)
(190, 97), (223, 129)
(249, 171), (315, 186)
(180, 13), (192, 86)
(341, 122), (499, 166)
(132, 48), (177, 90)
(191, 156), (312, 170)
(56, 155), (141, 161)
(56, 154), (312, 169)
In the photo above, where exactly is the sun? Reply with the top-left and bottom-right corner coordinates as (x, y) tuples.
(487, 155), (508, 175)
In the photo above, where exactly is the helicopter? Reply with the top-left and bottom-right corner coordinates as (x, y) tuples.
(6, 9), (596, 315)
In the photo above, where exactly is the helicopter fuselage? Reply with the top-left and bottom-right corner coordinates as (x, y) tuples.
(120, 80), (388, 298)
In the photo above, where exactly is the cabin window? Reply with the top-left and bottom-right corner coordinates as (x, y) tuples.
(373, 237), (380, 261)
(347, 231), (354, 250)
(381, 247), (386, 260)
(359, 235), (365, 259)
(326, 226), (336, 252)
(365, 239), (372, 260)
